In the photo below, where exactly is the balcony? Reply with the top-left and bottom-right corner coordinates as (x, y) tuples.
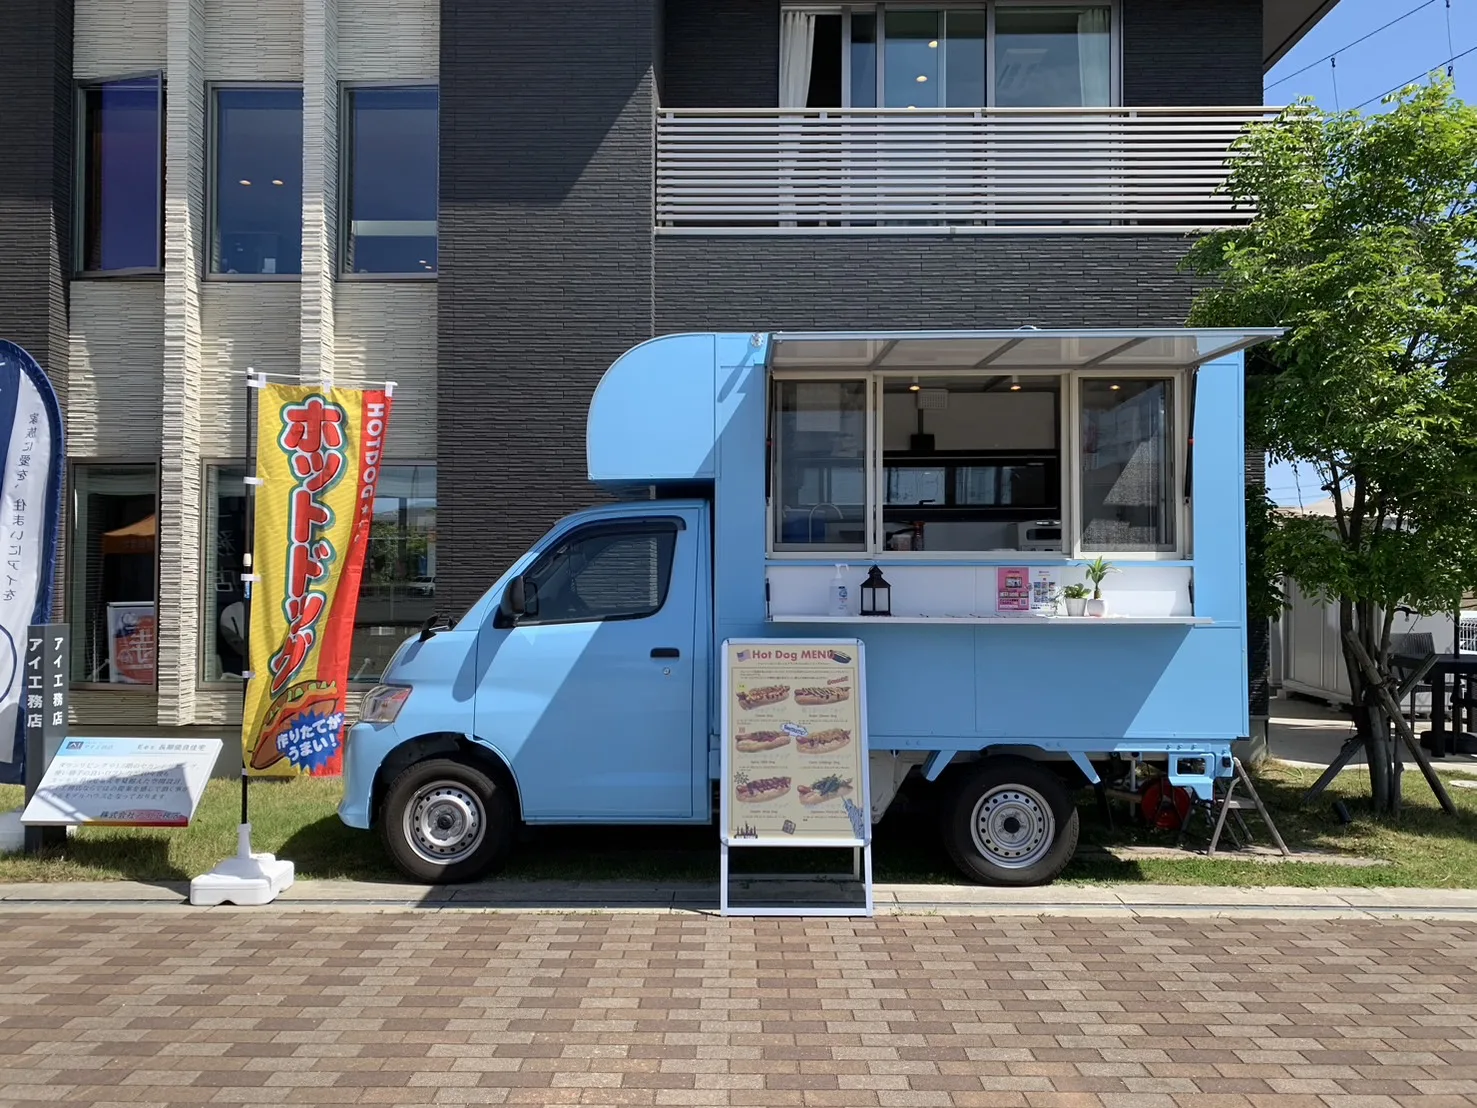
(655, 106), (1279, 234)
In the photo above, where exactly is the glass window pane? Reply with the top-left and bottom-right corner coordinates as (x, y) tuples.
(203, 466), (249, 682)
(350, 464), (436, 684)
(850, 13), (877, 108)
(772, 380), (868, 551)
(525, 526), (676, 624)
(995, 5), (1112, 107)
(80, 77), (162, 271)
(1080, 379), (1175, 551)
(212, 87), (304, 275)
(884, 9), (940, 109)
(945, 10), (987, 107)
(344, 87), (439, 275)
(70, 465), (157, 686)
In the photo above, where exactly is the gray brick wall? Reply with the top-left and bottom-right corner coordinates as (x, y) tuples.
(1123, 0), (1263, 106)
(437, 0), (657, 608)
(0, 0), (73, 401)
(654, 235), (1205, 332)
(660, 0), (778, 108)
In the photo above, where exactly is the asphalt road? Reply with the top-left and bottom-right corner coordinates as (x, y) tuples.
(2, 909), (1475, 1106)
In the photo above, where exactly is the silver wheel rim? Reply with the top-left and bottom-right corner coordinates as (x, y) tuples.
(969, 784), (1056, 870)
(404, 781), (486, 866)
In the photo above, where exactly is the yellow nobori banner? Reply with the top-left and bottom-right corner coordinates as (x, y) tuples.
(241, 384), (392, 777)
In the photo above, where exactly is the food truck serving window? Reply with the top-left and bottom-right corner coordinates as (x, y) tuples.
(768, 370), (1181, 558)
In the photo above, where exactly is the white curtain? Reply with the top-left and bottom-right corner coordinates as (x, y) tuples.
(1078, 7), (1112, 107)
(779, 10), (816, 109)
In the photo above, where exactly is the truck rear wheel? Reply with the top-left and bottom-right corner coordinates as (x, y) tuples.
(381, 758), (513, 884)
(943, 757), (1078, 886)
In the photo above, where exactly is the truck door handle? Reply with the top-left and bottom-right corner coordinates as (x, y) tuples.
(651, 647), (680, 659)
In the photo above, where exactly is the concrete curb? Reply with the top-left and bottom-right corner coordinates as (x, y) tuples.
(3, 879), (1477, 920)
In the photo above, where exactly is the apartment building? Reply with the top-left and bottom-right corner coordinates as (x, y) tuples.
(0, 0), (1333, 742)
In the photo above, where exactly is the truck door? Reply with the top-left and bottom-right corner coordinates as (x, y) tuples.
(474, 513), (698, 820)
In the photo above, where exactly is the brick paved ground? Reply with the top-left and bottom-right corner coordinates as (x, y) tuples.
(2, 911), (1477, 1107)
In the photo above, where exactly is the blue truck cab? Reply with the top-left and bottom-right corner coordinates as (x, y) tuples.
(339, 327), (1278, 885)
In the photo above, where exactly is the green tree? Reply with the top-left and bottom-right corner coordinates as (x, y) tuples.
(1183, 76), (1477, 812)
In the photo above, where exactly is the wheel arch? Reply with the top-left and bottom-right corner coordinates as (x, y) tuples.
(370, 733), (522, 826)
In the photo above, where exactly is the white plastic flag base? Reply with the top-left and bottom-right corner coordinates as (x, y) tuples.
(190, 823), (295, 906)
(0, 810), (23, 854)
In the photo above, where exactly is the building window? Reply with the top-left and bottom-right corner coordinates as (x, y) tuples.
(202, 466), (249, 683)
(211, 86), (304, 275)
(351, 465), (436, 683)
(784, 3), (1113, 108)
(78, 75), (163, 272)
(1079, 378), (1176, 552)
(202, 463), (436, 686)
(343, 86), (439, 275)
(70, 465), (157, 687)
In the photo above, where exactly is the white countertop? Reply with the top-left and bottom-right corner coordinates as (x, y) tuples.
(767, 614), (1211, 626)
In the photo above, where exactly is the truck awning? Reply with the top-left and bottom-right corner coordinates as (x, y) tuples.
(767, 328), (1283, 372)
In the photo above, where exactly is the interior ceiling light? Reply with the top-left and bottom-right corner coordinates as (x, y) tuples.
(1110, 383), (1122, 391)
(916, 74), (928, 82)
(238, 179), (251, 186)
(908, 377), (921, 392)
(928, 40), (938, 48)
(1009, 375), (1022, 391)
(271, 179), (284, 186)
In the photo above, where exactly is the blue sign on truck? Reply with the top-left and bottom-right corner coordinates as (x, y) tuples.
(338, 327), (1279, 885)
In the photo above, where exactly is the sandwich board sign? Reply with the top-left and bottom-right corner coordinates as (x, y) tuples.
(22, 737), (222, 827)
(719, 639), (872, 916)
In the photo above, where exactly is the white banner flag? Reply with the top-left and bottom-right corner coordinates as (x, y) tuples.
(0, 341), (65, 779)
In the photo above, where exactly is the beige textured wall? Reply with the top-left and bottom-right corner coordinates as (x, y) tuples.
(67, 282), (166, 455)
(334, 284), (436, 456)
(204, 0), (304, 81)
(337, 0), (438, 81)
(73, 0), (167, 79)
(69, 0), (437, 730)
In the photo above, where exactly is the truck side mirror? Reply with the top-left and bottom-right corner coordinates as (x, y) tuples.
(499, 576), (528, 624)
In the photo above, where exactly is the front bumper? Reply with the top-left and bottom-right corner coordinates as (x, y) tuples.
(337, 721), (401, 829)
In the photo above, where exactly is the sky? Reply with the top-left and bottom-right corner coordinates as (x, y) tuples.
(1259, 0), (1475, 508)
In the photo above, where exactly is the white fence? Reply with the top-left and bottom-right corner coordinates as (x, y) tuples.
(655, 106), (1281, 233)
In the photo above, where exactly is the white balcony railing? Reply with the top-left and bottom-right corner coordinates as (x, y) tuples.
(655, 106), (1280, 234)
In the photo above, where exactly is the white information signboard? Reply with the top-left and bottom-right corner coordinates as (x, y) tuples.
(720, 639), (872, 916)
(21, 738), (222, 827)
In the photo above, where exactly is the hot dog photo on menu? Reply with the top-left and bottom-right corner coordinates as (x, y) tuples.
(736, 684), (789, 710)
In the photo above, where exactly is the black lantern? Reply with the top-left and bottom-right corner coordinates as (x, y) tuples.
(860, 565), (891, 617)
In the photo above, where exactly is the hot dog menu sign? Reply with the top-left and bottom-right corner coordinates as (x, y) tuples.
(722, 639), (869, 847)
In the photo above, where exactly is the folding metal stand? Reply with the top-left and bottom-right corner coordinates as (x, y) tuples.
(1207, 758), (1290, 858)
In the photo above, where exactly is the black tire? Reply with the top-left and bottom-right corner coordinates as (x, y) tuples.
(942, 756), (1079, 887)
(380, 758), (514, 884)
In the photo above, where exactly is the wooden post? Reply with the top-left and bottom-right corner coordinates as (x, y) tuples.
(1344, 632), (1457, 816)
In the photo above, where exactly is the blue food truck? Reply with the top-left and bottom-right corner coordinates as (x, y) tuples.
(339, 327), (1278, 885)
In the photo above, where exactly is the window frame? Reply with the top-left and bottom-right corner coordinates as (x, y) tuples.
(206, 81), (306, 282)
(73, 70), (166, 278)
(783, 0), (1122, 110)
(66, 458), (162, 692)
(766, 367), (1188, 561)
(338, 80), (440, 281)
(500, 518), (685, 629)
(197, 460), (249, 689)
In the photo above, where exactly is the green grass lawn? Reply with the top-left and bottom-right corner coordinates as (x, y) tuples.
(3, 760), (1477, 887)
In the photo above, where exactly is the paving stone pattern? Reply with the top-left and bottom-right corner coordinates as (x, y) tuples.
(2, 911), (1477, 1107)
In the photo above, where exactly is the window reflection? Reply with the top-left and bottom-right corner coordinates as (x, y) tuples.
(344, 87), (439, 274)
(70, 465), (157, 685)
(212, 87), (304, 275)
(80, 77), (163, 272)
(996, 6), (1112, 107)
(1079, 379), (1175, 551)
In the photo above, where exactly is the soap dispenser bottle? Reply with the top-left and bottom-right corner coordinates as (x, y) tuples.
(830, 564), (850, 616)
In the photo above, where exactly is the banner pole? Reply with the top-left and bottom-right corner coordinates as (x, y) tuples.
(241, 366), (255, 828)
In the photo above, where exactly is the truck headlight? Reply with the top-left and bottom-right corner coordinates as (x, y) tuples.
(361, 684), (411, 724)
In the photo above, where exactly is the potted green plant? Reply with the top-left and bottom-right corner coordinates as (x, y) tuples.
(1083, 556), (1117, 617)
(1062, 583), (1091, 618)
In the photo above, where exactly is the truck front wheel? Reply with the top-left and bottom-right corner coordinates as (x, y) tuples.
(381, 758), (513, 884)
(943, 757), (1078, 886)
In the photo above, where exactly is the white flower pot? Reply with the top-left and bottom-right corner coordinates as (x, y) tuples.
(1086, 597), (1106, 618)
(1065, 597), (1088, 618)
